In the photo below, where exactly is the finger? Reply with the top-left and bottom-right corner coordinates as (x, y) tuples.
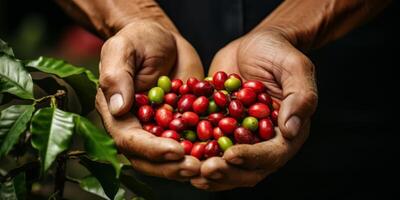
(130, 155), (201, 181)
(191, 157), (266, 191)
(278, 52), (318, 139)
(223, 121), (310, 169)
(208, 40), (241, 76)
(170, 34), (204, 81)
(99, 35), (135, 116)
(96, 89), (185, 161)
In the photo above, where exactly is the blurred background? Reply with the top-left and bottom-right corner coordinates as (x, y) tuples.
(1, 0), (399, 199)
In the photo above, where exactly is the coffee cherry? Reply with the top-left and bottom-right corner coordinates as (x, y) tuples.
(193, 81), (214, 97)
(229, 73), (243, 83)
(182, 130), (197, 142)
(177, 94), (196, 112)
(148, 87), (164, 104)
(248, 103), (270, 119)
(242, 80), (266, 94)
(173, 112), (183, 119)
(218, 117), (237, 135)
(213, 91), (229, 108)
(204, 140), (220, 158)
(169, 118), (186, 132)
(197, 120), (213, 141)
(137, 105), (154, 123)
(135, 93), (149, 106)
(192, 96), (209, 114)
(208, 113), (224, 126)
(204, 76), (213, 82)
(142, 123), (155, 132)
(164, 93), (178, 107)
(258, 118), (275, 140)
(234, 127), (254, 144)
(161, 130), (180, 141)
(179, 84), (191, 95)
(191, 142), (206, 160)
(228, 100), (245, 119)
(217, 136), (233, 152)
(272, 99), (281, 110)
(149, 125), (164, 136)
(213, 71), (228, 90)
(237, 88), (257, 106)
(242, 116), (258, 132)
(213, 127), (224, 140)
(207, 100), (219, 114)
(159, 103), (173, 112)
(157, 76), (172, 92)
(224, 77), (242, 92)
(271, 110), (279, 125)
(155, 108), (173, 128)
(181, 140), (193, 155)
(187, 77), (199, 91)
(257, 92), (272, 105)
(171, 79), (183, 93)
(181, 111), (200, 127)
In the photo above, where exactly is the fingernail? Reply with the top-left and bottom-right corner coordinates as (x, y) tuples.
(180, 170), (196, 177)
(164, 152), (181, 160)
(285, 115), (301, 138)
(209, 172), (222, 179)
(109, 94), (123, 115)
(230, 158), (243, 165)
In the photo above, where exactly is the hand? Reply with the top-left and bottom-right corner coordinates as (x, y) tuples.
(191, 29), (318, 190)
(96, 20), (204, 181)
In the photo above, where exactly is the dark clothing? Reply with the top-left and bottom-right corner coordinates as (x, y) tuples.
(136, 1), (399, 199)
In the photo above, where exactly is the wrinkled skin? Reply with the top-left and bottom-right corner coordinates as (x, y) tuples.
(190, 29), (318, 191)
(96, 20), (204, 181)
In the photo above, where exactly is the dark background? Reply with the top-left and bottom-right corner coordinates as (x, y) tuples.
(1, 0), (399, 199)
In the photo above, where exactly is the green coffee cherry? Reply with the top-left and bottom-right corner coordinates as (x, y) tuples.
(218, 136), (233, 151)
(182, 130), (197, 142)
(148, 87), (164, 104)
(242, 116), (259, 131)
(208, 100), (219, 114)
(204, 77), (213, 82)
(224, 77), (242, 92)
(157, 76), (172, 92)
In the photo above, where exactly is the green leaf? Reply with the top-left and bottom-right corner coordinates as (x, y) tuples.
(75, 116), (122, 176)
(80, 157), (121, 200)
(0, 54), (34, 99)
(25, 57), (98, 114)
(120, 172), (154, 200)
(78, 175), (125, 200)
(0, 105), (35, 158)
(0, 172), (26, 200)
(30, 108), (74, 173)
(0, 39), (14, 56)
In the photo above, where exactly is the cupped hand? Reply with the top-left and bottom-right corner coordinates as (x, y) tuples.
(191, 29), (318, 190)
(96, 20), (204, 181)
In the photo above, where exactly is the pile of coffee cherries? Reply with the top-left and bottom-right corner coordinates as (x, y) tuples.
(134, 71), (279, 160)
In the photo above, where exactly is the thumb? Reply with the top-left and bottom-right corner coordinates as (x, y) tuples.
(278, 55), (318, 139)
(99, 36), (135, 116)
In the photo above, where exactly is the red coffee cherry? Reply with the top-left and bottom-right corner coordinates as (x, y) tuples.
(161, 130), (180, 141)
(258, 118), (275, 140)
(197, 120), (213, 141)
(257, 92), (272, 105)
(192, 81), (214, 97)
(218, 117), (238, 135)
(242, 80), (266, 94)
(171, 79), (183, 93)
(181, 111), (200, 127)
(149, 125), (164, 136)
(212, 127), (224, 140)
(236, 88), (257, 106)
(179, 84), (191, 95)
(213, 91), (229, 108)
(212, 71), (228, 90)
(177, 94), (196, 112)
(192, 96), (209, 114)
(234, 127), (255, 144)
(204, 140), (220, 158)
(169, 118), (186, 132)
(164, 93), (179, 107)
(137, 105), (154, 123)
(207, 113), (224, 126)
(228, 100), (245, 119)
(191, 142), (206, 160)
(248, 103), (270, 119)
(155, 108), (174, 128)
(180, 140), (193, 155)
(135, 93), (149, 106)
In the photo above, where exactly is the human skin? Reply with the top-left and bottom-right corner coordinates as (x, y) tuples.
(57, 0), (391, 190)
(190, 0), (391, 191)
(57, 0), (204, 181)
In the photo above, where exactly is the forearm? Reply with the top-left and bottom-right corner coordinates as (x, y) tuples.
(254, 0), (391, 50)
(55, 0), (178, 38)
